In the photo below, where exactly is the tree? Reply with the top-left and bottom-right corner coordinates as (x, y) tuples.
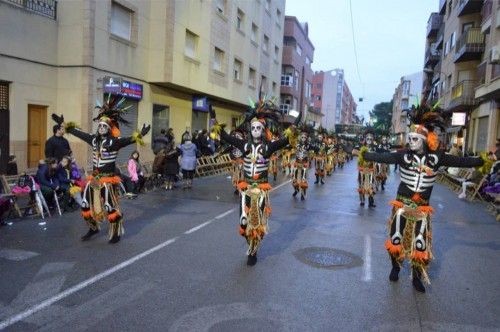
(369, 101), (393, 135)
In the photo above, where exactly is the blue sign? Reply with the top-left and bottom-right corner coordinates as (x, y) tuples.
(192, 96), (209, 112)
(103, 77), (143, 100)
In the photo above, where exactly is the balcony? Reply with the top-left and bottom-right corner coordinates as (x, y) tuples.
(481, 0), (493, 33)
(432, 61), (442, 83)
(492, 64), (500, 80)
(427, 13), (443, 38)
(425, 44), (441, 66)
(448, 80), (478, 111)
(1, 0), (57, 19)
(439, 0), (447, 14)
(453, 28), (485, 63)
(457, 0), (483, 17)
(435, 24), (445, 48)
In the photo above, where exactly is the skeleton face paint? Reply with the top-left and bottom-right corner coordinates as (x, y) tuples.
(300, 133), (308, 143)
(97, 123), (109, 136)
(408, 133), (425, 152)
(382, 137), (387, 144)
(251, 121), (264, 140)
(317, 134), (323, 142)
(365, 136), (373, 145)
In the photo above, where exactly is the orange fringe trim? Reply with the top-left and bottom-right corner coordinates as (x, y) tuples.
(87, 175), (122, 185)
(385, 239), (403, 258)
(239, 226), (246, 236)
(107, 211), (121, 223)
(81, 210), (92, 219)
(300, 182), (308, 189)
(264, 207), (272, 216)
(237, 182), (248, 190)
(258, 183), (272, 191)
(252, 174), (260, 180)
(411, 192), (423, 203)
(389, 200), (404, 209)
(244, 206), (250, 214)
(111, 126), (121, 138)
(427, 131), (439, 151)
(417, 206), (434, 215)
(410, 250), (430, 263)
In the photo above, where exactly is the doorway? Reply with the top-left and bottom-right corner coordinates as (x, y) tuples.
(27, 104), (47, 168)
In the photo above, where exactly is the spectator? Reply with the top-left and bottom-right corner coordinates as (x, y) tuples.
(198, 129), (213, 156)
(58, 156), (83, 210)
(495, 140), (500, 161)
(45, 124), (71, 162)
(178, 131), (198, 189)
(152, 128), (169, 155)
(164, 137), (180, 190)
(6, 155), (18, 175)
(458, 168), (483, 199)
(448, 144), (462, 157)
(36, 158), (61, 207)
(127, 150), (145, 194)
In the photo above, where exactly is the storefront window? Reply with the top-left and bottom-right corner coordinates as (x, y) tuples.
(152, 104), (170, 147)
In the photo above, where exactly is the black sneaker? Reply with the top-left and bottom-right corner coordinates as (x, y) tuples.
(247, 254), (257, 266)
(389, 266), (400, 282)
(301, 194), (305, 201)
(81, 228), (99, 241)
(292, 190), (298, 197)
(108, 235), (121, 244)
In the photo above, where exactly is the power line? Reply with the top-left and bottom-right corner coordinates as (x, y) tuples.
(348, 0), (365, 98)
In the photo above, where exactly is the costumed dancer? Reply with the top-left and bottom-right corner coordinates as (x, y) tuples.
(292, 126), (312, 200)
(229, 129), (245, 194)
(51, 96), (150, 244)
(375, 135), (391, 190)
(313, 131), (327, 185)
(325, 136), (336, 175)
(362, 102), (484, 292)
(281, 146), (293, 175)
(210, 99), (296, 265)
(357, 132), (377, 208)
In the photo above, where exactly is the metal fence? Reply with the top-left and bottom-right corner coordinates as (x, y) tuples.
(2, 0), (57, 20)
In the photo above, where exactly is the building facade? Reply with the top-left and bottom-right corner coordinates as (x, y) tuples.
(392, 72), (424, 145)
(311, 69), (357, 131)
(422, 0), (499, 153)
(0, 0), (285, 170)
(279, 16), (315, 125)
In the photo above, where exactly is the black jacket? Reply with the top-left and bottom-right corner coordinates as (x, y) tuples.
(45, 136), (71, 161)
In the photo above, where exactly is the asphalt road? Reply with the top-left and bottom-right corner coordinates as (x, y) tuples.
(0, 160), (499, 331)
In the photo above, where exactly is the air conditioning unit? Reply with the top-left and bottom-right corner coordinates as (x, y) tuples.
(490, 46), (500, 64)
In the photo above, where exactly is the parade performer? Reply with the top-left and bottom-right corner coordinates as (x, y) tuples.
(210, 99), (296, 265)
(51, 96), (150, 243)
(313, 131), (327, 185)
(337, 142), (346, 169)
(374, 135), (391, 190)
(281, 146), (293, 175)
(292, 126), (312, 200)
(357, 133), (377, 208)
(325, 136), (337, 175)
(362, 103), (483, 292)
(229, 129), (245, 194)
(269, 151), (279, 181)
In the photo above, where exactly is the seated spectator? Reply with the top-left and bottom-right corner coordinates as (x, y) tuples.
(127, 150), (145, 194)
(36, 158), (62, 207)
(58, 156), (83, 211)
(7, 155), (18, 175)
(458, 168), (483, 199)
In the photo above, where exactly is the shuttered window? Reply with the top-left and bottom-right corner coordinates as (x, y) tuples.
(0, 82), (8, 111)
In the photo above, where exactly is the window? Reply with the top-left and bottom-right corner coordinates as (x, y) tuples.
(249, 67), (256, 87)
(236, 8), (244, 30)
(444, 41), (449, 55)
(151, 104), (170, 148)
(272, 82), (277, 93)
(111, 2), (132, 41)
(401, 100), (409, 110)
(316, 83), (322, 89)
(447, 0), (452, 17)
(185, 30), (198, 58)
(276, 8), (282, 20)
(293, 97), (298, 109)
(251, 23), (258, 43)
(446, 75), (452, 91)
(265, 0), (271, 11)
(281, 74), (293, 86)
(305, 81), (312, 99)
(234, 59), (242, 81)
(261, 75), (267, 94)
(274, 46), (279, 61)
(450, 31), (456, 48)
(263, 35), (269, 53)
(214, 47), (224, 72)
(216, 0), (226, 15)
(317, 95), (321, 101)
(305, 56), (311, 65)
(294, 70), (300, 91)
(296, 44), (302, 56)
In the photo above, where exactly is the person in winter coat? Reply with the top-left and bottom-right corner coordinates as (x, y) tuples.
(127, 150), (145, 194)
(36, 158), (61, 206)
(152, 128), (170, 155)
(178, 131), (198, 189)
(164, 137), (180, 190)
(45, 124), (71, 162)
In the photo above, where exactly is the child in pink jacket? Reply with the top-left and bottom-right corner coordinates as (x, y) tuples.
(127, 150), (145, 194)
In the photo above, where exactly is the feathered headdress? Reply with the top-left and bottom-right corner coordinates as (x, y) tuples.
(242, 95), (283, 141)
(93, 94), (133, 137)
(407, 98), (445, 151)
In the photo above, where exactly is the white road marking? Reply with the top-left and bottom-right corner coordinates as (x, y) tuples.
(362, 234), (372, 282)
(0, 249), (40, 262)
(184, 220), (214, 234)
(0, 178), (293, 330)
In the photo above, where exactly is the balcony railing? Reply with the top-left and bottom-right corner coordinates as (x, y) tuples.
(457, 0), (483, 17)
(1, 0), (57, 19)
(453, 28), (485, 63)
(481, 0), (493, 32)
(439, 0), (447, 14)
(433, 61), (442, 83)
(427, 13), (443, 37)
(425, 45), (441, 66)
(435, 24), (445, 48)
(492, 64), (500, 80)
(449, 80), (478, 110)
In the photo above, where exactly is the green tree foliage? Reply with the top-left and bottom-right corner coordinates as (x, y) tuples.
(369, 101), (393, 135)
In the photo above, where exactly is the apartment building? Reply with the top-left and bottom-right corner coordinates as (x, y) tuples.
(311, 69), (357, 131)
(391, 72), (424, 145)
(423, 0), (499, 153)
(279, 16), (315, 125)
(0, 0), (285, 170)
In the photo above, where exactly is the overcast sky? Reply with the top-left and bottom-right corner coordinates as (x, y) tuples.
(285, 0), (437, 119)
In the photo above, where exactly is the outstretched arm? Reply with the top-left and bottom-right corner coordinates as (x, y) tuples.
(363, 152), (402, 164)
(66, 127), (94, 145)
(440, 154), (483, 168)
(267, 137), (290, 155)
(113, 124), (151, 150)
(219, 130), (246, 152)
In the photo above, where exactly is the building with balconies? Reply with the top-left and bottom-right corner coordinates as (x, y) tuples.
(0, 0), (285, 170)
(392, 72), (423, 146)
(279, 16), (314, 125)
(422, 0), (499, 153)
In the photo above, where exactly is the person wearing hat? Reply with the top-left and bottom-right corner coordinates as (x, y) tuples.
(362, 102), (484, 292)
(45, 124), (71, 162)
(292, 126), (313, 200)
(375, 135), (391, 190)
(357, 132), (377, 208)
(51, 96), (150, 244)
(210, 99), (296, 266)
